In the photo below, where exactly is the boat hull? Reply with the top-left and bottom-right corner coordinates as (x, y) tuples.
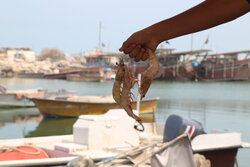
(0, 94), (34, 107)
(18, 73), (44, 79)
(66, 74), (102, 82)
(30, 97), (159, 117)
(196, 148), (238, 167)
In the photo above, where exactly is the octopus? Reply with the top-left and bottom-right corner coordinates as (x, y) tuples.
(112, 49), (160, 122)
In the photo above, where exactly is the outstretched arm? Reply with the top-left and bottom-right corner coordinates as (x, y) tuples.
(119, 0), (250, 61)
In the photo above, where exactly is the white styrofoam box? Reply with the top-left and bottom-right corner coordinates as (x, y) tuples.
(73, 109), (140, 150)
(54, 143), (87, 153)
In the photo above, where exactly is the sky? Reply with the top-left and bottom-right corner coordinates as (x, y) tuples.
(0, 0), (249, 55)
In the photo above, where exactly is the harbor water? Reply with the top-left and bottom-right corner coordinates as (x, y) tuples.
(0, 78), (250, 166)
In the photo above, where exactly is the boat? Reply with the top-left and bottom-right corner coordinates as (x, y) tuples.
(0, 109), (163, 166)
(18, 72), (44, 78)
(44, 71), (81, 79)
(66, 66), (115, 82)
(0, 86), (77, 108)
(0, 87), (45, 107)
(66, 68), (103, 82)
(29, 95), (160, 117)
(0, 112), (249, 167)
(126, 49), (210, 81)
(196, 50), (250, 81)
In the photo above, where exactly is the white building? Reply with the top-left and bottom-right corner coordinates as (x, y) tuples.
(0, 47), (36, 62)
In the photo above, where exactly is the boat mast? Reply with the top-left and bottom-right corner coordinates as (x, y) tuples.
(98, 21), (102, 50)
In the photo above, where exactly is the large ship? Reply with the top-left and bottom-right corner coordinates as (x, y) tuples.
(196, 50), (250, 81)
(125, 48), (210, 81)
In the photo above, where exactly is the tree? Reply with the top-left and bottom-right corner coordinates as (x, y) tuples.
(38, 48), (65, 62)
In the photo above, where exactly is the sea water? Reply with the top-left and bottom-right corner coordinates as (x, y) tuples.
(0, 78), (250, 166)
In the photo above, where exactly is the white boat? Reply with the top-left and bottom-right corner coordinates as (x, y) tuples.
(0, 111), (249, 167)
(0, 88), (44, 107)
(0, 86), (77, 107)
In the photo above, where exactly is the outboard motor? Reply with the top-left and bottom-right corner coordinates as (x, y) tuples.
(163, 114), (206, 142)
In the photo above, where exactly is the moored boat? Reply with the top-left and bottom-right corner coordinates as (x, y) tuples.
(0, 86), (77, 108)
(66, 73), (103, 82)
(18, 72), (44, 78)
(44, 71), (81, 79)
(29, 95), (160, 117)
(196, 50), (250, 81)
(0, 88), (45, 108)
(125, 49), (210, 81)
(0, 112), (249, 167)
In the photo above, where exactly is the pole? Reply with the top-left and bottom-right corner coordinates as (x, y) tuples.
(136, 73), (141, 114)
(191, 34), (193, 51)
(98, 21), (102, 49)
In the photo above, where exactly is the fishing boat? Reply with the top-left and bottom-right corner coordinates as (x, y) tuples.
(196, 50), (250, 81)
(44, 71), (80, 79)
(29, 95), (160, 117)
(0, 87), (45, 107)
(66, 66), (115, 82)
(65, 66), (104, 82)
(0, 111), (249, 167)
(0, 86), (77, 108)
(126, 49), (210, 81)
(18, 72), (45, 78)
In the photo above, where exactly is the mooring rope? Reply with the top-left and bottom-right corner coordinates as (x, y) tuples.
(0, 144), (42, 155)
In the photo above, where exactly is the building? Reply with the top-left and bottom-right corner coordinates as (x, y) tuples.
(0, 47), (36, 62)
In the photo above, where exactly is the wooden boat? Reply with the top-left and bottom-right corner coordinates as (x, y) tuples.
(29, 95), (160, 117)
(18, 72), (44, 78)
(44, 68), (85, 79)
(196, 50), (250, 81)
(126, 49), (210, 81)
(66, 66), (106, 82)
(66, 73), (103, 82)
(44, 71), (80, 79)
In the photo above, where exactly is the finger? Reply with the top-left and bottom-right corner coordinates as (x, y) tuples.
(119, 40), (130, 52)
(141, 51), (149, 61)
(123, 44), (136, 54)
(134, 50), (144, 62)
(129, 45), (141, 58)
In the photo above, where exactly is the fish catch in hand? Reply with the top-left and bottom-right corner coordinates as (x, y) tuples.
(120, 64), (141, 122)
(112, 58), (141, 122)
(112, 49), (159, 121)
(139, 49), (160, 99)
(112, 58), (125, 105)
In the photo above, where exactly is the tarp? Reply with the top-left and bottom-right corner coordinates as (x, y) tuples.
(151, 135), (196, 167)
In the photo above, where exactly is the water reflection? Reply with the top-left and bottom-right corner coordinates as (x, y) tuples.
(0, 108), (42, 139)
(26, 117), (77, 138)
(0, 107), (41, 123)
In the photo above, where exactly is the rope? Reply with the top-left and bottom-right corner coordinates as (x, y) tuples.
(96, 141), (160, 166)
(0, 144), (43, 155)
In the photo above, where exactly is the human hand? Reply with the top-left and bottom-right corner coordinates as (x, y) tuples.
(119, 29), (159, 62)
